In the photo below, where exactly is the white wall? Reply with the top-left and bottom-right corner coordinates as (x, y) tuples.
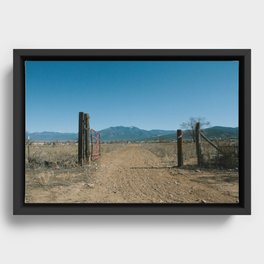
(0, 1), (262, 263)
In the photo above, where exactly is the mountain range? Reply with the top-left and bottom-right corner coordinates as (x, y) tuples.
(27, 126), (238, 142)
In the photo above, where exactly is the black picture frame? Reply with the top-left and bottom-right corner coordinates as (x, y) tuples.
(13, 49), (251, 215)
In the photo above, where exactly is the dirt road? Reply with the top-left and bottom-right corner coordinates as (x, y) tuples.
(25, 144), (239, 203)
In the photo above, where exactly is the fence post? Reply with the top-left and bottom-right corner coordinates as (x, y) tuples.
(78, 112), (84, 165)
(84, 113), (90, 162)
(177, 129), (183, 167)
(90, 132), (93, 161)
(195, 122), (203, 166)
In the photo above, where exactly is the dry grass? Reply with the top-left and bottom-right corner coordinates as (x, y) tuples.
(26, 142), (78, 169)
(25, 142), (239, 204)
(141, 142), (176, 167)
(26, 139), (238, 170)
(100, 142), (127, 154)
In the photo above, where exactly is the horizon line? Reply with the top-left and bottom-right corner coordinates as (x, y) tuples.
(26, 124), (239, 134)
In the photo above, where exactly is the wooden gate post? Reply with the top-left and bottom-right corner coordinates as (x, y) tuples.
(78, 112), (84, 165)
(177, 129), (183, 167)
(90, 132), (93, 160)
(84, 113), (90, 162)
(195, 122), (203, 166)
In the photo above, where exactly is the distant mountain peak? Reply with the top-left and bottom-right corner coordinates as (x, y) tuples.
(28, 125), (238, 142)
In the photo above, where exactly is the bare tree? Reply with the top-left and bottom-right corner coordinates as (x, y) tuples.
(181, 117), (210, 142)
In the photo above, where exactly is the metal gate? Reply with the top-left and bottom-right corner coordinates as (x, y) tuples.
(90, 129), (101, 161)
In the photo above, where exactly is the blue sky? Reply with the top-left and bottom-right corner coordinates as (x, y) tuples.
(25, 60), (238, 132)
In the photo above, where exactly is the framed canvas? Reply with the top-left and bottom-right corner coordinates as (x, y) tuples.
(13, 49), (251, 215)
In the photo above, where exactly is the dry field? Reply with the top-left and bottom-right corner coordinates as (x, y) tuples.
(25, 142), (239, 203)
